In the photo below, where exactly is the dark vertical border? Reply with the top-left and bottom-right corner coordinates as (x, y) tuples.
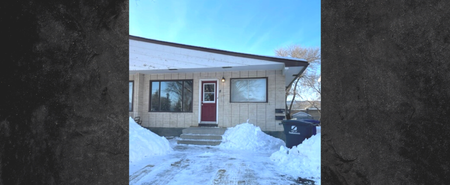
(322, 1), (450, 184)
(1, 1), (128, 184)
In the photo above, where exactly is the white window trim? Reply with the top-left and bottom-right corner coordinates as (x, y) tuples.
(202, 83), (216, 103)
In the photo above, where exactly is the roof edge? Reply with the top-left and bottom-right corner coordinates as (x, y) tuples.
(130, 35), (309, 67)
(286, 65), (308, 89)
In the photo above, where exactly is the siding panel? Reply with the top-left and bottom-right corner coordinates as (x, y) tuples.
(132, 68), (285, 131)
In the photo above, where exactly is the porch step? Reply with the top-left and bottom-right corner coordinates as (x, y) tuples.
(177, 127), (227, 146)
(179, 134), (223, 140)
(177, 139), (222, 146)
(198, 123), (218, 127)
(181, 127), (226, 135)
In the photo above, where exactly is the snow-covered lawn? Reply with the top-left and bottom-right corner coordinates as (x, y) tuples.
(129, 117), (172, 163)
(129, 117), (321, 184)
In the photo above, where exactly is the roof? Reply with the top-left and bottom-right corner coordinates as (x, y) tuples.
(129, 35), (309, 87)
(287, 101), (321, 110)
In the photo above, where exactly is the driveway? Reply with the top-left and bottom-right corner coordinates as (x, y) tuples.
(129, 140), (317, 185)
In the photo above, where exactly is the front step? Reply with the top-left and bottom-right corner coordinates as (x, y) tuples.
(177, 127), (227, 146)
(179, 134), (223, 140)
(177, 139), (222, 146)
(182, 127), (226, 135)
(198, 123), (218, 127)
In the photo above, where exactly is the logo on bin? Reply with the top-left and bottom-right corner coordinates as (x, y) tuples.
(289, 125), (301, 135)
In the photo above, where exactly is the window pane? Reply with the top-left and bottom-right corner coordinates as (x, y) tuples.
(182, 81), (193, 112)
(203, 83), (215, 102)
(150, 81), (160, 111)
(231, 80), (247, 102)
(204, 92), (214, 101)
(247, 79), (266, 101)
(129, 82), (133, 111)
(150, 80), (193, 112)
(231, 78), (267, 102)
(160, 81), (178, 111)
(204, 84), (215, 92)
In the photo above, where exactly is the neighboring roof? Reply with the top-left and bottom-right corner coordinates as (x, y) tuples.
(129, 35), (309, 87)
(287, 101), (321, 110)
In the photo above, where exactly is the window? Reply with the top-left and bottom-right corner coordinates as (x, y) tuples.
(203, 83), (215, 102)
(129, 81), (133, 112)
(230, 78), (267, 103)
(150, 80), (193, 112)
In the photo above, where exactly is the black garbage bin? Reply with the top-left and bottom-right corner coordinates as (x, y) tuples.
(282, 120), (317, 148)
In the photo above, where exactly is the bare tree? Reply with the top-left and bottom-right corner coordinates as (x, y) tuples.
(276, 45), (321, 120)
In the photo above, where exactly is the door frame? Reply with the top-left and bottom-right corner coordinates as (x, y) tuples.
(198, 79), (219, 124)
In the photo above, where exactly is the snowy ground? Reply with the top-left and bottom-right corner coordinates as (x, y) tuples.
(129, 118), (321, 185)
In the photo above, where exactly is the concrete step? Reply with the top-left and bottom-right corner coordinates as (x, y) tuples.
(180, 134), (222, 140)
(177, 139), (222, 146)
(182, 127), (227, 135)
(198, 123), (218, 127)
(177, 127), (227, 146)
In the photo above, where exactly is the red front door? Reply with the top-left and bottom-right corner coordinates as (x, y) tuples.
(201, 81), (217, 122)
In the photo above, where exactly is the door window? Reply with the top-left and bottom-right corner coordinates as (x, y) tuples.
(203, 83), (215, 103)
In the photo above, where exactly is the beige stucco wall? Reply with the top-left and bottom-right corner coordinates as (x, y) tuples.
(129, 69), (286, 131)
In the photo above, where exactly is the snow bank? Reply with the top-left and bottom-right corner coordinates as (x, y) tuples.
(270, 133), (321, 180)
(129, 117), (172, 164)
(219, 123), (285, 152)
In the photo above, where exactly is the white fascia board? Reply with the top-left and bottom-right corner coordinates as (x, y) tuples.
(284, 66), (307, 87)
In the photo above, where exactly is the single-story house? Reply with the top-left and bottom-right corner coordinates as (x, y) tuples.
(287, 100), (321, 120)
(129, 35), (308, 133)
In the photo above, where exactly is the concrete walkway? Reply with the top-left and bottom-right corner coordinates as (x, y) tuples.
(129, 139), (317, 185)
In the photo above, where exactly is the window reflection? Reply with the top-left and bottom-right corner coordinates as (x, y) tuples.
(203, 83), (215, 102)
(150, 80), (193, 112)
(230, 78), (267, 102)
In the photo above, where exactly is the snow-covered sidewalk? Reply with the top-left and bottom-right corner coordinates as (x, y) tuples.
(129, 141), (318, 185)
(129, 117), (320, 185)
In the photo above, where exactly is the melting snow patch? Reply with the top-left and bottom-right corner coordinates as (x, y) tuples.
(129, 117), (173, 164)
(219, 123), (285, 152)
(270, 134), (321, 180)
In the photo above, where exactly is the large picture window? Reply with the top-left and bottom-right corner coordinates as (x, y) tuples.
(129, 81), (133, 112)
(150, 80), (193, 112)
(230, 78), (267, 103)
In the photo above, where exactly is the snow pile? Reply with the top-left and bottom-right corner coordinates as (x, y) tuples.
(270, 133), (321, 180)
(129, 117), (172, 163)
(219, 123), (285, 152)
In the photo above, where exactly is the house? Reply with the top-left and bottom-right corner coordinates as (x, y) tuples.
(129, 35), (308, 134)
(306, 107), (321, 121)
(287, 100), (321, 120)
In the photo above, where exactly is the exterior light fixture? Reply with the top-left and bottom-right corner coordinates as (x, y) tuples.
(221, 77), (226, 83)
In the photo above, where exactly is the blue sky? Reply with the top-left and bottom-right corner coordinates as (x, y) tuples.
(129, 0), (320, 57)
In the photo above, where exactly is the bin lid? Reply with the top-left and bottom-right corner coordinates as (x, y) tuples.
(282, 119), (314, 125)
(291, 112), (313, 120)
(302, 119), (320, 124)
